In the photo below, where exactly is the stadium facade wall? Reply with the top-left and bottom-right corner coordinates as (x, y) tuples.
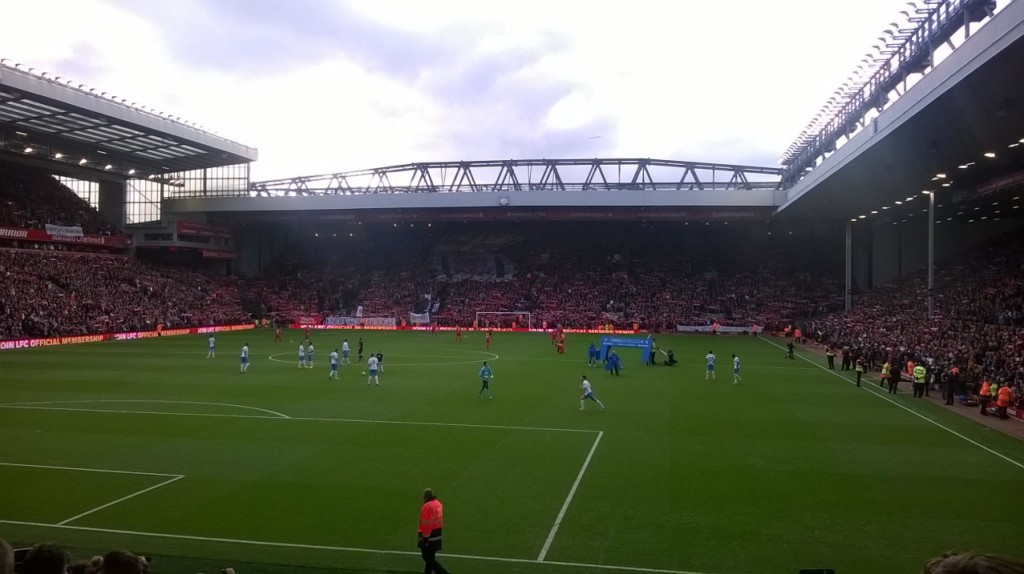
(236, 223), (289, 277)
(98, 180), (126, 229)
(868, 218), (1024, 287)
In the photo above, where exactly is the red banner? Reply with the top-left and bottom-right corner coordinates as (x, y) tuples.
(200, 249), (237, 260)
(177, 220), (232, 238)
(0, 323), (254, 351)
(0, 226), (129, 248)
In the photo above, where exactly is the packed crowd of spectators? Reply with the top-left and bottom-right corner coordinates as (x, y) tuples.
(244, 224), (844, 331)
(0, 249), (246, 339)
(0, 168), (119, 236)
(806, 237), (1024, 411)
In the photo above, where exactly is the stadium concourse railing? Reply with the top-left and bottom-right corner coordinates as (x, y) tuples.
(0, 323), (255, 352)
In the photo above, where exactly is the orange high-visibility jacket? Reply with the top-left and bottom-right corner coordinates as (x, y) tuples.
(997, 386), (1012, 407)
(419, 499), (444, 537)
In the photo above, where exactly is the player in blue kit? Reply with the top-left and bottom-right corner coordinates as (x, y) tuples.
(206, 335), (215, 359)
(478, 361), (494, 399)
(298, 343), (306, 368)
(732, 354), (741, 384)
(705, 350), (716, 380)
(341, 339), (351, 365)
(306, 342), (315, 369)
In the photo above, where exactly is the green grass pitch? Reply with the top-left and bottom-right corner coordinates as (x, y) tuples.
(1, 330), (1023, 574)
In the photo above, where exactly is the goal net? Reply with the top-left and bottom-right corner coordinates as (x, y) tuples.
(474, 311), (532, 330)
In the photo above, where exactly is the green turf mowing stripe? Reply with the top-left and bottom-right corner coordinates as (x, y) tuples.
(757, 336), (1024, 471)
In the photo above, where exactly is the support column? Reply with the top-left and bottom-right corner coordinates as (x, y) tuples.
(845, 220), (853, 311)
(928, 191), (935, 319)
(98, 180), (126, 230)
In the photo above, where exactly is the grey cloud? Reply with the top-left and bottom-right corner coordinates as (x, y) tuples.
(415, 35), (618, 160)
(110, 0), (621, 163)
(111, 0), (463, 77)
(419, 33), (567, 104)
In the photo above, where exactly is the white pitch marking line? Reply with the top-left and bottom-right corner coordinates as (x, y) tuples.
(757, 337), (1024, 471)
(57, 475), (185, 526)
(0, 519), (716, 574)
(537, 430), (604, 562)
(0, 400), (290, 419)
(266, 351), (499, 367)
(0, 404), (595, 434)
(0, 462), (178, 478)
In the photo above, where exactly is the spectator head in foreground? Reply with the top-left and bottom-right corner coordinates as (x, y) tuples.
(924, 551), (1024, 574)
(69, 555), (103, 574)
(21, 543), (70, 574)
(99, 550), (148, 574)
(0, 538), (13, 574)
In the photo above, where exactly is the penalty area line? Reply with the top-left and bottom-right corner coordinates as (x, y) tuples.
(538, 430), (603, 562)
(0, 519), (718, 574)
(57, 475), (185, 526)
(757, 337), (1024, 472)
(0, 404), (594, 434)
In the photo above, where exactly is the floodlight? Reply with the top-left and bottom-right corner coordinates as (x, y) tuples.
(54, 153), (63, 159)
(984, 151), (996, 158)
(79, 159), (87, 165)
(24, 147), (33, 154)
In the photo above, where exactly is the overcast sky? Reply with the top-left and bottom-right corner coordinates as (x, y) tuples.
(3, 0), (925, 181)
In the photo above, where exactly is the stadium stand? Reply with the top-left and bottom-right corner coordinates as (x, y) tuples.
(244, 223), (845, 331)
(811, 234), (1024, 410)
(0, 166), (118, 236)
(0, 249), (245, 338)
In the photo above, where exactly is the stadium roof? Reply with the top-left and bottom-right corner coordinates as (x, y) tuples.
(777, 0), (1024, 225)
(0, 61), (257, 179)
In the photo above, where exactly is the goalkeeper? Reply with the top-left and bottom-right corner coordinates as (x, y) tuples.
(478, 361), (495, 399)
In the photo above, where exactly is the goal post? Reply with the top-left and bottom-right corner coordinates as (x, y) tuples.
(474, 311), (532, 330)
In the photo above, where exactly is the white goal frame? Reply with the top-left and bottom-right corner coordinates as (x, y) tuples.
(475, 311), (532, 330)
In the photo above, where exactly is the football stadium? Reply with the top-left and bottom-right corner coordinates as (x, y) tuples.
(2, 2), (1024, 574)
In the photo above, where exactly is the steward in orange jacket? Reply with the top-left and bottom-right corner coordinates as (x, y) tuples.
(418, 489), (449, 574)
(979, 381), (992, 416)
